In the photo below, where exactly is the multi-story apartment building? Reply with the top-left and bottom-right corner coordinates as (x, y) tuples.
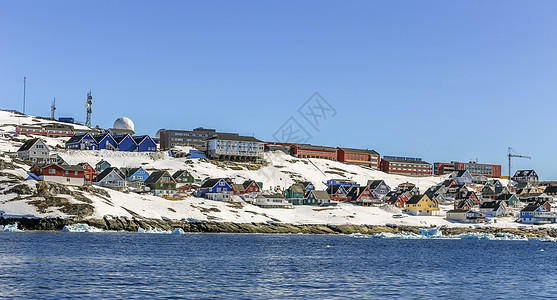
(206, 133), (264, 162)
(291, 144), (338, 161)
(337, 147), (380, 169)
(380, 156), (433, 176)
(157, 127), (218, 150)
(434, 161), (501, 178)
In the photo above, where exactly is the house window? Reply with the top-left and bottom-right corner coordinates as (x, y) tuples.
(49, 169), (55, 174)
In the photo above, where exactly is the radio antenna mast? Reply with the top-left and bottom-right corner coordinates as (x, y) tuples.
(23, 77), (26, 114)
(51, 97), (56, 119)
(85, 90), (92, 127)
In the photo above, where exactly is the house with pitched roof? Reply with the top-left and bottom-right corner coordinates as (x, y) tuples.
(66, 133), (98, 150)
(93, 133), (118, 150)
(520, 203), (556, 224)
(145, 171), (176, 196)
(30, 163), (85, 186)
(122, 167), (150, 182)
(367, 180), (391, 199)
(77, 162), (96, 183)
(450, 170), (473, 184)
(17, 138), (58, 163)
(242, 180), (261, 195)
(446, 209), (485, 223)
(299, 182), (315, 193)
(326, 185), (348, 201)
(200, 178), (233, 197)
(404, 194), (440, 216)
(133, 135), (157, 152)
(479, 201), (507, 217)
(512, 170), (539, 183)
(173, 170), (195, 184)
(304, 190), (334, 206)
(346, 186), (375, 206)
(93, 167), (127, 190)
(95, 160), (111, 172)
(112, 134), (136, 152)
(284, 184), (305, 205)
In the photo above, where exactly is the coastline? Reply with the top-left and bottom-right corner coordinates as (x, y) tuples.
(2, 217), (556, 238)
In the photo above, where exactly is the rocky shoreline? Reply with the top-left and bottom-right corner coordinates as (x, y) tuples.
(1, 217), (557, 238)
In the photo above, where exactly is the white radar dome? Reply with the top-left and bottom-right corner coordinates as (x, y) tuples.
(113, 117), (135, 132)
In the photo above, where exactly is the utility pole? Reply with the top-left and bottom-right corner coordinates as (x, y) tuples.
(508, 147), (531, 184)
(23, 77), (26, 114)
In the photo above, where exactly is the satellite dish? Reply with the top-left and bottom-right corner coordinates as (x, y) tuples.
(85, 103), (91, 108)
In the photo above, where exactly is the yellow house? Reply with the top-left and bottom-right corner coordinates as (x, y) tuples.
(404, 194), (440, 216)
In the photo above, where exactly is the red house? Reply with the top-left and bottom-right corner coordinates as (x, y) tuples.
(78, 162), (96, 183)
(242, 180), (261, 194)
(337, 147), (380, 169)
(30, 163), (85, 186)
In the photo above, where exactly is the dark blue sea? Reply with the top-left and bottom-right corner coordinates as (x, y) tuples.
(0, 232), (555, 299)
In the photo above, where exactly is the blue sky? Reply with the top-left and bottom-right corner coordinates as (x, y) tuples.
(1, 1), (556, 179)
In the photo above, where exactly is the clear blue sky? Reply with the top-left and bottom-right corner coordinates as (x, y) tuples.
(1, 1), (556, 179)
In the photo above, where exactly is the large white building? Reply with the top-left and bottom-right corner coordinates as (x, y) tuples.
(207, 133), (264, 162)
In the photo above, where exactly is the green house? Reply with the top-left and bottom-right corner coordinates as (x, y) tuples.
(284, 184), (305, 205)
(495, 193), (519, 207)
(304, 190), (333, 206)
(172, 170), (195, 184)
(145, 170), (177, 197)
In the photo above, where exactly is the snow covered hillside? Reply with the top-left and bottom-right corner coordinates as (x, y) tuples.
(0, 109), (524, 228)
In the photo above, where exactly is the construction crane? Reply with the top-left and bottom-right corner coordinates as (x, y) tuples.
(508, 147), (531, 183)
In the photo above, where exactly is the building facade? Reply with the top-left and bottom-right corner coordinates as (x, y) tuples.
(380, 156), (433, 176)
(337, 147), (380, 169)
(158, 127), (218, 150)
(291, 144), (337, 160)
(207, 133), (264, 162)
(434, 161), (501, 178)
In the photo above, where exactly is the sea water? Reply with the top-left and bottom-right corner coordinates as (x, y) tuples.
(0, 232), (555, 299)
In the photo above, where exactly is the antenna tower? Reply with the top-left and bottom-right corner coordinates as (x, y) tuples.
(51, 97), (56, 119)
(23, 77), (26, 114)
(85, 91), (93, 127)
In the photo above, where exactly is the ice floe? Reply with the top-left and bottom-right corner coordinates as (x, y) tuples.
(62, 224), (103, 233)
(0, 224), (23, 232)
(137, 227), (185, 234)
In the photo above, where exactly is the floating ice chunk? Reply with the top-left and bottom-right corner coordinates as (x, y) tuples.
(0, 224), (23, 232)
(540, 235), (557, 242)
(455, 232), (496, 240)
(418, 227), (443, 237)
(62, 224), (103, 233)
(372, 232), (425, 239)
(172, 228), (185, 234)
(137, 227), (172, 234)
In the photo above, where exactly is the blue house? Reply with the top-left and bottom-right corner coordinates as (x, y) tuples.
(199, 178), (233, 197)
(93, 133), (118, 150)
(133, 135), (157, 152)
(66, 133), (98, 150)
(122, 167), (150, 181)
(450, 170), (473, 184)
(520, 203), (556, 224)
(299, 181), (315, 193)
(114, 134), (137, 152)
(95, 160), (111, 172)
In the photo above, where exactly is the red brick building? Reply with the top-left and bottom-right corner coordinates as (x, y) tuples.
(337, 147), (380, 169)
(380, 156), (433, 176)
(291, 144), (338, 161)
